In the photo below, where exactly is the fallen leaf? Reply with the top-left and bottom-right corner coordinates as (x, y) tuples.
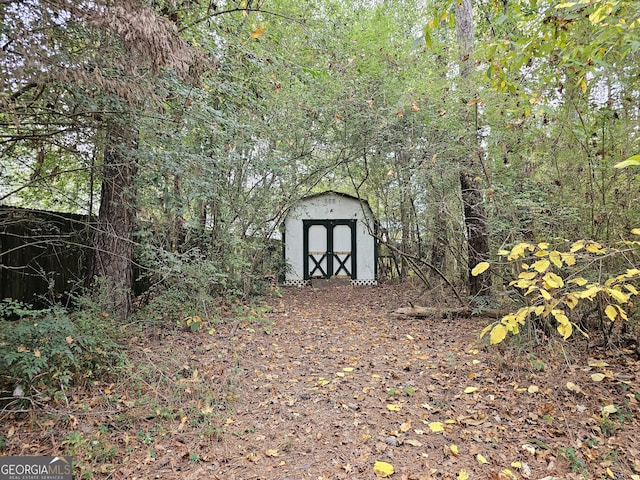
(247, 452), (261, 462)
(602, 404), (617, 414)
(591, 373), (605, 382)
(387, 404), (401, 411)
(373, 460), (394, 478)
(400, 421), (411, 432)
(428, 422), (444, 433)
(477, 453), (489, 464)
(566, 382), (582, 393)
(405, 439), (423, 447)
(527, 385), (539, 394)
(464, 386), (478, 394)
(450, 444), (459, 456)
(343, 367), (354, 372)
(457, 470), (469, 480)
(265, 449), (279, 457)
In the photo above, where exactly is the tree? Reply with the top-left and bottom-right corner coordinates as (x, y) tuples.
(454, 0), (491, 297)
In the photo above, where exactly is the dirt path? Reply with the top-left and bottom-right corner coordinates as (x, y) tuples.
(3, 284), (640, 479)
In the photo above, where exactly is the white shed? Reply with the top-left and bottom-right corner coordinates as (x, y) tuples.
(283, 191), (378, 286)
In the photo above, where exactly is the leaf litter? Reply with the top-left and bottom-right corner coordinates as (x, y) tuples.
(1, 283), (640, 479)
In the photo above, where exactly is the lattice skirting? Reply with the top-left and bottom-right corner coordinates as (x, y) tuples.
(282, 279), (377, 287)
(282, 279), (311, 287)
(350, 279), (378, 286)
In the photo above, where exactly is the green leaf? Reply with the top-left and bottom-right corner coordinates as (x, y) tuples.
(614, 155), (640, 169)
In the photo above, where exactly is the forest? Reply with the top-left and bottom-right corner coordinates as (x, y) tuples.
(1, 0), (640, 478)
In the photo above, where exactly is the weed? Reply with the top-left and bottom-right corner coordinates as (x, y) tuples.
(62, 432), (86, 456)
(137, 430), (153, 445)
(585, 436), (599, 448)
(560, 446), (587, 474)
(529, 354), (546, 371)
(0, 296), (125, 398)
(189, 453), (201, 463)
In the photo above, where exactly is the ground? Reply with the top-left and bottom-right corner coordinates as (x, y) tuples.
(2, 283), (640, 479)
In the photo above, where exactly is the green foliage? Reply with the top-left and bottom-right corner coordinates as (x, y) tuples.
(0, 297), (125, 397)
(477, 236), (640, 345)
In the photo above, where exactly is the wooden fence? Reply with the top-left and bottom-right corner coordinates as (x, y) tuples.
(0, 206), (94, 307)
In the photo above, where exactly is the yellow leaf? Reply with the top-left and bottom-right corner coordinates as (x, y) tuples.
(557, 321), (573, 340)
(532, 259), (551, 273)
(502, 469), (516, 478)
(479, 323), (494, 339)
(405, 439), (422, 447)
(400, 421), (411, 432)
(606, 467), (614, 479)
(265, 449), (279, 457)
(518, 271), (538, 280)
(543, 272), (564, 289)
(586, 242), (605, 254)
(489, 324), (507, 345)
(561, 252), (576, 266)
(464, 386), (478, 394)
(588, 360), (609, 367)
(632, 228), (640, 236)
(540, 288), (551, 300)
(477, 453), (489, 464)
(511, 461), (522, 468)
(458, 470), (469, 480)
(527, 385), (539, 394)
(537, 242), (550, 250)
(450, 444), (459, 456)
(343, 367), (354, 372)
(602, 404), (617, 414)
(336, 372), (345, 377)
(472, 262), (490, 276)
(428, 422), (444, 432)
(549, 251), (563, 268)
(568, 277), (588, 286)
(373, 461), (395, 478)
(591, 373), (605, 382)
(604, 305), (617, 321)
(508, 243), (530, 260)
(570, 240), (585, 252)
(387, 404), (401, 411)
(606, 288), (629, 303)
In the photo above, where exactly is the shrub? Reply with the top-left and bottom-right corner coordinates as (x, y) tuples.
(0, 297), (125, 399)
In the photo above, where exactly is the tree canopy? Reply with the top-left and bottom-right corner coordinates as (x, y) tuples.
(1, 0), (639, 324)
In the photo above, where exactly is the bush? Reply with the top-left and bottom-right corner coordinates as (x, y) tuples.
(0, 297), (125, 399)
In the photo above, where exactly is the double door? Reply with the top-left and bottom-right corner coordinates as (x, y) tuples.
(303, 219), (356, 280)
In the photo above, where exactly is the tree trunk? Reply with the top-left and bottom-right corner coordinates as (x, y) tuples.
(460, 170), (489, 296)
(455, 0), (491, 297)
(91, 120), (138, 319)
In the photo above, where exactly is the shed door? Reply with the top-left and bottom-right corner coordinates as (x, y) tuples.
(303, 220), (356, 280)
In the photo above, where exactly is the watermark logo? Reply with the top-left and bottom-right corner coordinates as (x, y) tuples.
(0, 456), (72, 480)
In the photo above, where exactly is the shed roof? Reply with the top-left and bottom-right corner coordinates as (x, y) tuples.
(295, 190), (374, 213)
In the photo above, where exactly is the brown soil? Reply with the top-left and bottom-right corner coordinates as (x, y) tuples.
(2, 283), (640, 479)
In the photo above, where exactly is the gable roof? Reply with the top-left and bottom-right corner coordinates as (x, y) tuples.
(297, 190), (374, 213)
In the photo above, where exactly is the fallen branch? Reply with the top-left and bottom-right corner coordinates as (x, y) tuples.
(392, 305), (508, 319)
